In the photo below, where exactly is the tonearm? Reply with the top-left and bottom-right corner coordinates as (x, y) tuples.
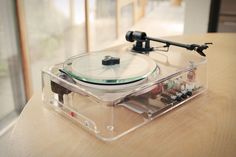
(126, 31), (212, 57)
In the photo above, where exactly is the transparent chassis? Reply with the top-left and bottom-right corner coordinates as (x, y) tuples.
(42, 43), (207, 141)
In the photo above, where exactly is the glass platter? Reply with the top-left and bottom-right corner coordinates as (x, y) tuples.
(63, 51), (158, 85)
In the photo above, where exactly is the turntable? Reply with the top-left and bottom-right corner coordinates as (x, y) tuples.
(42, 31), (211, 141)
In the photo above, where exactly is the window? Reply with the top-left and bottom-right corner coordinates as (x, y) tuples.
(0, 0), (26, 133)
(120, 3), (134, 35)
(88, 0), (117, 50)
(22, 0), (87, 92)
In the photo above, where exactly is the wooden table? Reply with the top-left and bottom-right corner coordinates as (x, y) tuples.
(5, 34), (236, 157)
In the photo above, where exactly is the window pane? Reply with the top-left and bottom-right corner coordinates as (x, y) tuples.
(0, 0), (26, 126)
(89, 0), (116, 50)
(23, 0), (86, 92)
(120, 3), (134, 35)
(0, 51), (15, 120)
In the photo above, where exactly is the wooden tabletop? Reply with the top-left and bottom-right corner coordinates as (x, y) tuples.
(5, 33), (236, 157)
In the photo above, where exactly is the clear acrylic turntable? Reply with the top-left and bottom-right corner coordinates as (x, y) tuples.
(42, 31), (209, 141)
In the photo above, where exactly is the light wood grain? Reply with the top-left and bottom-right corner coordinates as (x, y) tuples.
(16, 0), (33, 100)
(5, 34), (236, 157)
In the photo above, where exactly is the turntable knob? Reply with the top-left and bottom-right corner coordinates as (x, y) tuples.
(102, 56), (120, 66)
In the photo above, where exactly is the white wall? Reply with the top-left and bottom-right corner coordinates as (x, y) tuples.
(184, 0), (211, 34)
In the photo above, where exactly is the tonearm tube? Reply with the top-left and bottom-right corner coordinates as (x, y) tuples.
(126, 31), (212, 57)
